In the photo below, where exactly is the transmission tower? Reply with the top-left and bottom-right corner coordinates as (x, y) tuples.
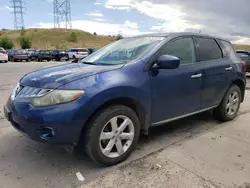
(53, 0), (72, 29)
(10, 0), (25, 29)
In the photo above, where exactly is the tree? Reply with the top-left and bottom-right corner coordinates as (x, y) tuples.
(69, 32), (77, 42)
(20, 27), (26, 37)
(19, 36), (32, 49)
(93, 32), (97, 35)
(0, 37), (14, 49)
(116, 33), (123, 41)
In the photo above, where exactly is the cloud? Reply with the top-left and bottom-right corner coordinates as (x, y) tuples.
(30, 20), (142, 36)
(85, 12), (104, 17)
(94, 2), (102, 5)
(105, 0), (250, 44)
(5, 6), (13, 11)
(94, 18), (106, 22)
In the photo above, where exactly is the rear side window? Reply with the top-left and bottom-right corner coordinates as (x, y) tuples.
(196, 38), (222, 61)
(217, 40), (239, 61)
(157, 37), (196, 65)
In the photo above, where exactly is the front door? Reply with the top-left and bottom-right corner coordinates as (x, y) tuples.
(149, 37), (203, 124)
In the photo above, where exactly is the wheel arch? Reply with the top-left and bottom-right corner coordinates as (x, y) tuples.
(80, 96), (150, 142)
(230, 79), (245, 102)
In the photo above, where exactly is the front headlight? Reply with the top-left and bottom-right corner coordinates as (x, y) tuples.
(31, 90), (84, 107)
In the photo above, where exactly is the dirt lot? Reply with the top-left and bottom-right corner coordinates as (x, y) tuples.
(0, 62), (250, 188)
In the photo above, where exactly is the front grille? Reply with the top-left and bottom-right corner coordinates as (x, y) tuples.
(12, 84), (52, 100)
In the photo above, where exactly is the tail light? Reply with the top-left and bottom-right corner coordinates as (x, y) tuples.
(242, 61), (247, 72)
(0, 51), (7, 54)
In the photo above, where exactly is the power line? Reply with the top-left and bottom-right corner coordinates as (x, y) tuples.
(53, 0), (72, 29)
(10, 0), (25, 29)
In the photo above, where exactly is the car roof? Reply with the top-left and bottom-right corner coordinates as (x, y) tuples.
(129, 32), (230, 43)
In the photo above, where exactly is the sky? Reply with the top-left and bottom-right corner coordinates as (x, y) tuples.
(1, 0), (250, 44)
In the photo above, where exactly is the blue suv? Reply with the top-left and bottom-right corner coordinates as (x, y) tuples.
(4, 33), (246, 165)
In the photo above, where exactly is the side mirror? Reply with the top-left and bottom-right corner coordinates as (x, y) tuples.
(156, 55), (180, 69)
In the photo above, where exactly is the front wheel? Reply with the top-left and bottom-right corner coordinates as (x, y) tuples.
(214, 85), (241, 121)
(80, 105), (140, 166)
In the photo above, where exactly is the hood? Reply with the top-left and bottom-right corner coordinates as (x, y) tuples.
(20, 62), (123, 88)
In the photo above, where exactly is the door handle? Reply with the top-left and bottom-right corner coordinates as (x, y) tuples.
(225, 67), (232, 71)
(191, 73), (202, 78)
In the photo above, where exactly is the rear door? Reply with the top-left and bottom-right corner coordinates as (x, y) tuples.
(195, 37), (231, 109)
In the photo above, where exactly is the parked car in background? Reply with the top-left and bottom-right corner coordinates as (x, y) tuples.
(37, 50), (51, 62)
(68, 48), (89, 59)
(26, 49), (36, 61)
(236, 50), (250, 72)
(28, 50), (38, 61)
(7, 49), (17, 61)
(0, 48), (8, 63)
(4, 33), (246, 166)
(51, 50), (69, 61)
(13, 49), (30, 62)
(88, 48), (98, 55)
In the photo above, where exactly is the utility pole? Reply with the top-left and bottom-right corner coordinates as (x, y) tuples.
(10, 0), (25, 29)
(53, 0), (72, 29)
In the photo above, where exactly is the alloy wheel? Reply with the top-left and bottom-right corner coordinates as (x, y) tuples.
(226, 91), (240, 116)
(99, 115), (135, 158)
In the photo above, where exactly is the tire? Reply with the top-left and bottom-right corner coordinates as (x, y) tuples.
(14, 59), (17, 62)
(80, 105), (140, 166)
(214, 85), (241, 121)
(5, 60), (8, 63)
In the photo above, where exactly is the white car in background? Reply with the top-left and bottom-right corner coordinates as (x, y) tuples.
(0, 47), (8, 63)
(68, 48), (89, 59)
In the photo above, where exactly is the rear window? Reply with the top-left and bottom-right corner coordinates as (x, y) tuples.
(78, 49), (88, 52)
(16, 50), (28, 54)
(196, 38), (222, 61)
(40, 51), (50, 54)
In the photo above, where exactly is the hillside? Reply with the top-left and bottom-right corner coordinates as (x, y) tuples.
(233, 44), (250, 50)
(0, 28), (250, 50)
(0, 28), (116, 49)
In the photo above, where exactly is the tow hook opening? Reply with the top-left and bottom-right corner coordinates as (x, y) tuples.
(38, 127), (55, 141)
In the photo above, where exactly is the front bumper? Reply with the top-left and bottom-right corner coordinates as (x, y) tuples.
(4, 98), (86, 145)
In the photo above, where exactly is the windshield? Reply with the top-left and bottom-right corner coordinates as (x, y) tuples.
(80, 37), (165, 65)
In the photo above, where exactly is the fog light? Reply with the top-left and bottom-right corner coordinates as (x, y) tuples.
(38, 127), (55, 141)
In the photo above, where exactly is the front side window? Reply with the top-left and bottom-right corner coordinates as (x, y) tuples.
(196, 38), (222, 61)
(80, 37), (165, 65)
(158, 37), (196, 65)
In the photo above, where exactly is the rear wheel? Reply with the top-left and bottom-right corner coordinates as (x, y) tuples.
(5, 60), (8, 63)
(214, 85), (241, 121)
(80, 105), (140, 166)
